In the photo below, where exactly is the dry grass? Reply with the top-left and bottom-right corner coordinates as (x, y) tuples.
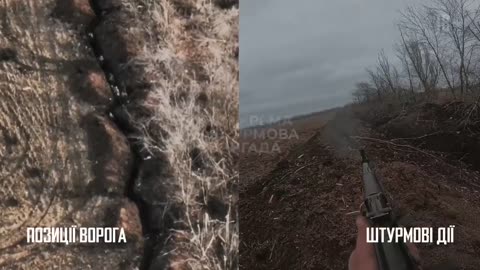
(0, 0), (144, 268)
(125, 0), (238, 269)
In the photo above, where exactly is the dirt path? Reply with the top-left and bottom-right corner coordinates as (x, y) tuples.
(240, 110), (480, 270)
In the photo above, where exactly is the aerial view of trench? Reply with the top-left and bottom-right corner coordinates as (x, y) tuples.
(0, 0), (238, 269)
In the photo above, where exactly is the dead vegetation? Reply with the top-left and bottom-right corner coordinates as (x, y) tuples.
(0, 0), (237, 269)
(0, 0), (143, 268)
(240, 106), (480, 269)
(353, 0), (480, 104)
(240, 1), (480, 269)
(112, 0), (239, 268)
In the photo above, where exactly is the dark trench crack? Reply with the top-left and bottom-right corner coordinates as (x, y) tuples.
(86, 1), (155, 269)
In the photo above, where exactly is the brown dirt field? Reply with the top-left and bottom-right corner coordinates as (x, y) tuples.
(240, 109), (338, 188)
(1, 0), (238, 269)
(0, 0), (142, 268)
(240, 106), (480, 270)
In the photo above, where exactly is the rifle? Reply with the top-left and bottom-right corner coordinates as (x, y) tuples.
(360, 150), (418, 270)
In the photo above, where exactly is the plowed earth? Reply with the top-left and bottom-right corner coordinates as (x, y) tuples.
(240, 105), (480, 270)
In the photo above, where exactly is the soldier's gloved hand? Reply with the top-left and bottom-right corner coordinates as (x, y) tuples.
(348, 216), (422, 270)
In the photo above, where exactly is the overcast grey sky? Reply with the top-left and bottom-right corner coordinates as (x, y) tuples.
(240, 0), (417, 127)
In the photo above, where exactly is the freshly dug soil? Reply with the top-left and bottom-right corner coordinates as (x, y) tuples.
(240, 106), (480, 270)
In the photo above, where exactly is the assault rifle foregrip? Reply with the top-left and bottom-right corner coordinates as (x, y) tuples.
(360, 150), (418, 270)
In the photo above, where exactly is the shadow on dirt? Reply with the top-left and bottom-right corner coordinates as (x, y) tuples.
(80, 112), (133, 195)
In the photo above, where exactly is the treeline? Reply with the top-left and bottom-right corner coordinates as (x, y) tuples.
(353, 0), (480, 103)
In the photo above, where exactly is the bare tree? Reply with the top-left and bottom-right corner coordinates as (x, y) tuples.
(395, 41), (416, 96)
(398, 29), (440, 93)
(401, 0), (480, 97)
(434, 0), (479, 95)
(353, 81), (377, 102)
(377, 50), (400, 95)
(400, 4), (456, 96)
(352, 88), (363, 103)
(366, 68), (385, 98)
(365, 50), (403, 98)
(465, 4), (480, 90)
(466, 4), (480, 42)
(354, 0), (480, 104)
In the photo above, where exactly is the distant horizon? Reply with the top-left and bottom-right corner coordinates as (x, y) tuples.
(240, 101), (345, 129)
(240, 0), (417, 128)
